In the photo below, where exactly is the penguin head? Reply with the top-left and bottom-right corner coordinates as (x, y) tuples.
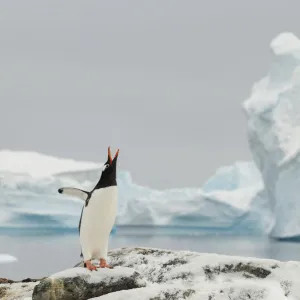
(95, 146), (119, 189)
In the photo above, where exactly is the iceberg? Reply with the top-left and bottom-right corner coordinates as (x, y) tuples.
(243, 32), (300, 239)
(8, 30), (300, 238)
(4, 33), (300, 238)
(0, 254), (17, 264)
(0, 150), (270, 235)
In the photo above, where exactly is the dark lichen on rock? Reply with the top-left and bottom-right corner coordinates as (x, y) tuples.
(149, 288), (195, 300)
(281, 280), (292, 297)
(0, 286), (8, 298)
(162, 258), (187, 268)
(204, 262), (271, 280)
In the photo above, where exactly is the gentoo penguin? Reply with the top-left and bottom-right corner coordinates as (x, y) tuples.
(57, 147), (119, 270)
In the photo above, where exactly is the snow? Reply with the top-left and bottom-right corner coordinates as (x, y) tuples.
(0, 150), (269, 235)
(5, 247), (300, 299)
(0, 253), (17, 263)
(1, 282), (37, 300)
(270, 32), (300, 56)
(49, 266), (137, 285)
(89, 247), (300, 300)
(243, 32), (300, 238)
(96, 283), (284, 300)
(0, 149), (99, 178)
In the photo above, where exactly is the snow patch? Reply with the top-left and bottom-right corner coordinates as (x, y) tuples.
(49, 266), (137, 285)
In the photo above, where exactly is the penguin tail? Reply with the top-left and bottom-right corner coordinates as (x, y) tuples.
(57, 187), (89, 201)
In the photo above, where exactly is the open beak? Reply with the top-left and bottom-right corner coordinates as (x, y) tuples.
(108, 147), (119, 164)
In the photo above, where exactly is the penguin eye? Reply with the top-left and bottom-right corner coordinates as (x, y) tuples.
(104, 164), (110, 170)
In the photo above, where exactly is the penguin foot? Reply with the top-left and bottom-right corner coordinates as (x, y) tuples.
(84, 260), (97, 271)
(100, 258), (113, 269)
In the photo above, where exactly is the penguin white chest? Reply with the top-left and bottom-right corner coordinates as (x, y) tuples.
(80, 186), (118, 261)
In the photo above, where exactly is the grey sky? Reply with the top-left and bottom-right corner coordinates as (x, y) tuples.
(0, 0), (299, 189)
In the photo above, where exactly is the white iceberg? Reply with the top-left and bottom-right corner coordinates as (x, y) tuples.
(0, 150), (269, 235)
(6, 31), (300, 239)
(243, 32), (300, 238)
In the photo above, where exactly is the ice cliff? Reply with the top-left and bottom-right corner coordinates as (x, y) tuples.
(243, 32), (300, 238)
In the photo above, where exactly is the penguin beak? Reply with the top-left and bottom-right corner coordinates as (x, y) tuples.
(113, 149), (119, 161)
(108, 147), (119, 165)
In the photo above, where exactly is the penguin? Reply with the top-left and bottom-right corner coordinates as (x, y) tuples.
(57, 146), (119, 270)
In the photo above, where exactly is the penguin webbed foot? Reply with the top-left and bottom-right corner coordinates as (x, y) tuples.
(100, 258), (113, 269)
(84, 260), (98, 271)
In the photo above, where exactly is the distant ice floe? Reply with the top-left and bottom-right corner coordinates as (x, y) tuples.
(0, 254), (18, 264)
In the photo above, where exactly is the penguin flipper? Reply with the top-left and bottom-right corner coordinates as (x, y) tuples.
(58, 187), (89, 201)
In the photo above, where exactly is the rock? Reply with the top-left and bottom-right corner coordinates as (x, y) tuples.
(90, 247), (300, 300)
(32, 266), (146, 300)
(0, 282), (38, 300)
(0, 278), (11, 284)
(5, 247), (300, 300)
(22, 278), (41, 283)
(95, 285), (196, 300)
(0, 286), (8, 298)
(0, 278), (44, 284)
(0, 277), (42, 300)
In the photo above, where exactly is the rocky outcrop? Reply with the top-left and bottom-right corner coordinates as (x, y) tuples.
(3, 247), (300, 300)
(91, 247), (300, 300)
(32, 267), (146, 300)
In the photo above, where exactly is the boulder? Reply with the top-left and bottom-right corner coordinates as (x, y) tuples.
(32, 266), (146, 300)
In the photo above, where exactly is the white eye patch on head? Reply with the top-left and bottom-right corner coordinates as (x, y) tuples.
(101, 164), (110, 172)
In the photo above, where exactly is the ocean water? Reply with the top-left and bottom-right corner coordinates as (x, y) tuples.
(1, 227), (300, 280)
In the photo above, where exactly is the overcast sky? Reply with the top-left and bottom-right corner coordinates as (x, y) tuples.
(0, 0), (300, 189)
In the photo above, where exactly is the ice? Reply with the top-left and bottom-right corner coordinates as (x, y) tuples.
(0, 150), (269, 235)
(0, 149), (99, 178)
(0, 254), (17, 263)
(243, 32), (300, 238)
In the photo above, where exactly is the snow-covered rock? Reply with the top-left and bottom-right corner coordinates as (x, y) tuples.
(32, 266), (146, 300)
(243, 32), (300, 239)
(0, 281), (39, 300)
(91, 247), (300, 300)
(3, 247), (300, 300)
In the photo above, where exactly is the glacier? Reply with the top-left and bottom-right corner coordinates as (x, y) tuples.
(0, 150), (270, 236)
(243, 32), (300, 239)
